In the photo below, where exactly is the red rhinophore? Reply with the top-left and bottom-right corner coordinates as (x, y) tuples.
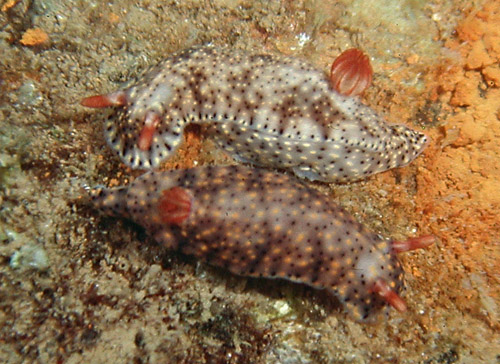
(80, 91), (127, 108)
(330, 48), (373, 96)
(138, 112), (160, 151)
(392, 235), (435, 254)
(158, 187), (192, 225)
(371, 278), (407, 312)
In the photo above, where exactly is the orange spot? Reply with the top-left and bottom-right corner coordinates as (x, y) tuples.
(2, 0), (18, 12)
(158, 187), (192, 225)
(108, 12), (120, 24)
(20, 28), (49, 46)
(330, 48), (373, 96)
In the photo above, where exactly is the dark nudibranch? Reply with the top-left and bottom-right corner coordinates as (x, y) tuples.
(91, 165), (434, 321)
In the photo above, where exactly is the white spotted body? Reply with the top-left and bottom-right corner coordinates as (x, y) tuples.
(89, 165), (435, 321)
(84, 46), (428, 182)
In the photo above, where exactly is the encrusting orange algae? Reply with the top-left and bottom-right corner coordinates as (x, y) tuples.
(415, 0), (500, 328)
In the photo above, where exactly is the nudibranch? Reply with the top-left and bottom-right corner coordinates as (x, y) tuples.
(91, 165), (434, 320)
(82, 45), (428, 182)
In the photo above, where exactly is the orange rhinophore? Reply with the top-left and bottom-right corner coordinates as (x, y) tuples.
(138, 112), (161, 151)
(371, 278), (407, 312)
(392, 235), (435, 254)
(80, 91), (127, 108)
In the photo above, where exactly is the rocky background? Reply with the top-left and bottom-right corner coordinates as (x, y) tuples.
(0, 0), (498, 363)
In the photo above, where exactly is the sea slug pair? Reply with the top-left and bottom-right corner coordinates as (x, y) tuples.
(81, 45), (428, 182)
(83, 45), (433, 320)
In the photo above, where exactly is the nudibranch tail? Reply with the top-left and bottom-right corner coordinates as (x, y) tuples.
(89, 185), (129, 218)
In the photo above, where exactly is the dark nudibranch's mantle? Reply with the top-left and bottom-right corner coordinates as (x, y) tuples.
(91, 165), (434, 321)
